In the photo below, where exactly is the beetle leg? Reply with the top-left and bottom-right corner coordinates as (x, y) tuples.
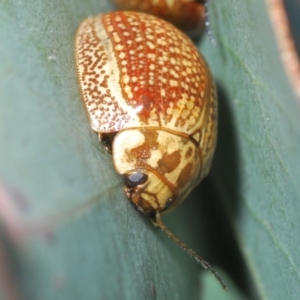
(149, 212), (159, 228)
(98, 133), (112, 153)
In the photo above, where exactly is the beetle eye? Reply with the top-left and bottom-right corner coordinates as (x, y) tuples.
(126, 173), (148, 187)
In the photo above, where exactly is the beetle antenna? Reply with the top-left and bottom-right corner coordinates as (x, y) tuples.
(155, 212), (227, 290)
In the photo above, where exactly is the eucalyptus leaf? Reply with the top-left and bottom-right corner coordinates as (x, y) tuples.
(0, 0), (300, 300)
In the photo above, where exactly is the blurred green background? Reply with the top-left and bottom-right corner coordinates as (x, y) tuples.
(0, 0), (300, 299)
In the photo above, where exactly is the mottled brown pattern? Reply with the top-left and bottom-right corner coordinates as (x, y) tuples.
(113, 0), (205, 37)
(157, 150), (181, 174)
(102, 11), (207, 131)
(75, 17), (131, 132)
(76, 11), (216, 135)
(177, 162), (193, 188)
(75, 11), (216, 136)
(185, 146), (193, 160)
(124, 130), (159, 164)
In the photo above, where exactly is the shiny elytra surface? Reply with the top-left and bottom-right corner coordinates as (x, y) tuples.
(75, 12), (216, 132)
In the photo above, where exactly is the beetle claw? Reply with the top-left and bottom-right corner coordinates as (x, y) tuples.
(98, 133), (112, 153)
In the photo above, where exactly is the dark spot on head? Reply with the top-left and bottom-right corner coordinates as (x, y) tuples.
(157, 151), (181, 174)
(177, 162), (193, 188)
(125, 130), (159, 164)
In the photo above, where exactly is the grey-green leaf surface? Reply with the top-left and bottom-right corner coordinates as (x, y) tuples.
(0, 0), (299, 299)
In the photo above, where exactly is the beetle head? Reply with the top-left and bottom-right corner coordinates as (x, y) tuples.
(112, 128), (202, 215)
(122, 170), (175, 214)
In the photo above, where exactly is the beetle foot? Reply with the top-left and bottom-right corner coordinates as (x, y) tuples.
(98, 133), (112, 153)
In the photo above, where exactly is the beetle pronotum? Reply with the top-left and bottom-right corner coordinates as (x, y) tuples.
(75, 11), (226, 289)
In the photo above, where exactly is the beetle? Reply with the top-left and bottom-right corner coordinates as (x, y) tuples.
(75, 11), (225, 289)
(112, 0), (206, 38)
